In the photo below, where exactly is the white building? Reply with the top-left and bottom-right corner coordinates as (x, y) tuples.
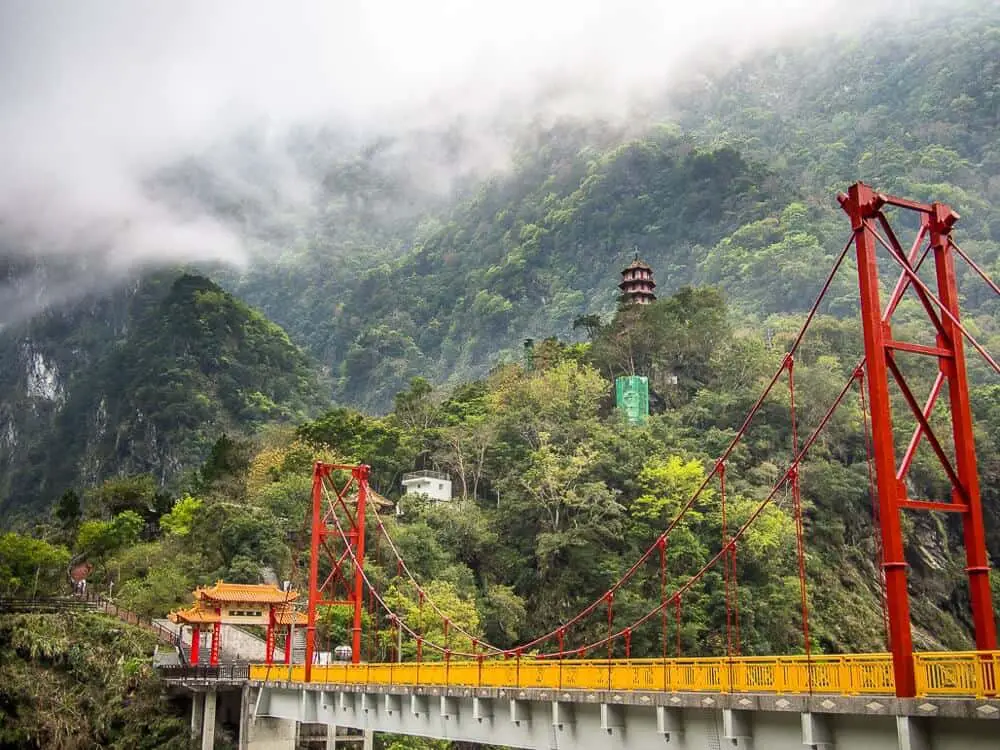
(401, 470), (452, 502)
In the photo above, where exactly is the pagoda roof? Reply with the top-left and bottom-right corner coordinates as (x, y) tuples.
(619, 279), (657, 291)
(195, 580), (300, 604)
(621, 257), (653, 273)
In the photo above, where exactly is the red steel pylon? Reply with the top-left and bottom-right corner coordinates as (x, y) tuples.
(839, 182), (997, 697)
(304, 462), (370, 680)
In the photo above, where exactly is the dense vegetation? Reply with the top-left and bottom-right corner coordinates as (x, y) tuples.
(220, 3), (999, 414)
(0, 272), (325, 519)
(0, 612), (190, 749)
(6, 284), (997, 655)
(2, 3), (1000, 749)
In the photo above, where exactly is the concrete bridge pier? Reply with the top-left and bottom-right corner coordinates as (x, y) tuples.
(190, 685), (375, 750)
(190, 690), (204, 741)
(178, 685), (371, 749)
(235, 684), (296, 749)
(189, 690), (218, 750)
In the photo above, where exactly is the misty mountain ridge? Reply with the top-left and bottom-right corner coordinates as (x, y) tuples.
(1, 1), (999, 515)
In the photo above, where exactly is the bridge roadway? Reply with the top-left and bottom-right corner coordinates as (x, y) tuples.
(164, 652), (1000, 750)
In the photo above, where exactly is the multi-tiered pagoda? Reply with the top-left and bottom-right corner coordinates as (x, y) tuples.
(619, 255), (657, 305)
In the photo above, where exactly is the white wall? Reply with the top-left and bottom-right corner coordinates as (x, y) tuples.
(401, 477), (452, 502)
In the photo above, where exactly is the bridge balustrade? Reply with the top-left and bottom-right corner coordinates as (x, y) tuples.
(161, 664), (249, 681)
(239, 652), (999, 698)
(914, 652), (998, 698)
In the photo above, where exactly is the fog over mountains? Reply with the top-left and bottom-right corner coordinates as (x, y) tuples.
(0, 0), (904, 325)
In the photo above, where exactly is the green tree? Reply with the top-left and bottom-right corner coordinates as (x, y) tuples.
(382, 579), (482, 659)
(158, 494), (204, 537)
(115, 566), (192, 617)
(75, 511), (144, 570)
(392, 377), (440, 432)
(0, 533), (70, 597)
(87, 475), (158, 520)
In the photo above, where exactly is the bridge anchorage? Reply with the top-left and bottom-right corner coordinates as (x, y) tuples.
(163, 182), (1000, 749)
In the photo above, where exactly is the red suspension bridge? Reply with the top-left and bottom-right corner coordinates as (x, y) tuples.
(248, 183), (1000, 702)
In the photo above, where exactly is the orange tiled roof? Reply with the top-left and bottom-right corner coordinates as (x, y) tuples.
(168, 604), (221, 625)
(366, 489), (395, 509)
(274, 607), (308, 626)
(195, 581), (300, 604)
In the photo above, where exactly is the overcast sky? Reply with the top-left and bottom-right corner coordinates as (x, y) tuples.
(0, 0), (907, 324)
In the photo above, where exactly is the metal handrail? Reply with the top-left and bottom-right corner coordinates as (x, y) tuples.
(79, 591), (184, 651)
(402, 470), (450, 481)
(160, 664), (250, 681)
(914, 651), (999, 699)
(153, 650), (1000, 700)
(229, 652), (1000, 698)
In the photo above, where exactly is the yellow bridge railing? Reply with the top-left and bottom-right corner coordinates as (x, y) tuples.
(248, 651), (996, 698)
(914, 651), (999, 698)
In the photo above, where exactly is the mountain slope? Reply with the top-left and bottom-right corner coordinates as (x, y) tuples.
(0, 272), (325, 520)
(324, 133), (784, 410)
(222, 2), (999, 413)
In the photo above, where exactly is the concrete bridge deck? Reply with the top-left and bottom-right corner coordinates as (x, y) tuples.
(162, 652), (1000, 749)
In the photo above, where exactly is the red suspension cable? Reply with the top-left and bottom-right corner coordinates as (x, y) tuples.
(659, 537), (668, 660)
(418, 589), (425, 662)
(537, 368), (859, 659)
(675, 596), (682, 657)
(606, 593), (614, 660)
(721, 461), (732, 657)
(787, 356), (813, 666)
(951, 240), (1000, 297)
(373, 509), (504, 655)
(360, 238), (857, 660)
(731, 538), (741, 656)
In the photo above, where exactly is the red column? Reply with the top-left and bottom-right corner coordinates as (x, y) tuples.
(285, 626), (292, 665)
(305, 463), (324, 681)
(842, 182), (915, 697)
(190, 625), (200, 665)
(929, 207), (997, 652)
(266, 610), (276, 665)
(351, 466), (370, 665)
(210, 621), (221, 666)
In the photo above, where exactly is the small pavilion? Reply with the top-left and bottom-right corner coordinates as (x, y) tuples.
(168, 581), (307, 666)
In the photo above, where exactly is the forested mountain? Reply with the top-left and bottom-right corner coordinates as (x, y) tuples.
(2, 6), (1000, 748)
(215, 2), (999, 414)
(0, 272), (325, 519)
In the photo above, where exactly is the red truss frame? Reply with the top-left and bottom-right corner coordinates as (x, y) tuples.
(305, 462), (370, 680)
(839, 182), (997, 697)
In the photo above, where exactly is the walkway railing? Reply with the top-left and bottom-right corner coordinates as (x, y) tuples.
(161, 664), (250, 681)
(238, 652), (999, 699)
(79, 591), (181, 647)
(914, 652), (999, 698)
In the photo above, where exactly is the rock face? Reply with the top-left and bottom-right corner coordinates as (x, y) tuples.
(0, 271), (326, 520)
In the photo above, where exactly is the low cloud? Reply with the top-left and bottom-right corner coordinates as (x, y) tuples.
(0, 0), (902, 324)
